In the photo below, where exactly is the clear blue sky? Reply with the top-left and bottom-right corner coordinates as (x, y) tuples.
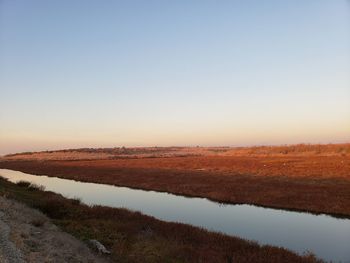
(1, 0), (349, 154)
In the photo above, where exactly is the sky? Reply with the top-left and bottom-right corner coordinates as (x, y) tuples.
(0, 0), (349, 155)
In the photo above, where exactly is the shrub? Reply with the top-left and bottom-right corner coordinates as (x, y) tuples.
(70, 197), (82, 205)
(28, 183), (45, 191)
(33, 196), (69, 219)
(16, 181), (31, 187)
(16, 181), (45, 191)
(31, 217), (46, 227)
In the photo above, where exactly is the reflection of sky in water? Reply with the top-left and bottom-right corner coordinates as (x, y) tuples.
(1, 168), (349, 262)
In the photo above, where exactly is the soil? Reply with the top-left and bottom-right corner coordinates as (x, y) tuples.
(0, 196), (108, 263)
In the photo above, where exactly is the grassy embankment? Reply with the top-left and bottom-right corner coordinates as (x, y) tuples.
(0, 177), (321, 263)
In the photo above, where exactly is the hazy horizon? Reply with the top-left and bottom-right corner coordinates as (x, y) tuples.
(1, 0), (350, 155)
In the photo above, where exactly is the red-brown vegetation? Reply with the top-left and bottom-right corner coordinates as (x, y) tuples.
(1, 143), (349, 217)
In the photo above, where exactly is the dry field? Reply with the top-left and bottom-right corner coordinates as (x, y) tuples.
(4, 143), (350, 160)
(1, 143), (350, 217)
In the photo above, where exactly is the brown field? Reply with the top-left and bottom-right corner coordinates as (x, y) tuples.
(0, 177), (321, 262)
(1, 143), (350, 217)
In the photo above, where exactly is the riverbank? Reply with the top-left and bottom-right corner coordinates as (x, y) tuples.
(0, 193), (107, 262)
(0, 176), (320, 262)
(1, 145), (349, 217)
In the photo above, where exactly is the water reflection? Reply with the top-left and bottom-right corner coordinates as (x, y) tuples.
(0, 168), (349, 262)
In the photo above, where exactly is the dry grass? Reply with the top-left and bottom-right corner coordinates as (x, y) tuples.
(221, 143), (350, 156)
(4, 143), (349, 161)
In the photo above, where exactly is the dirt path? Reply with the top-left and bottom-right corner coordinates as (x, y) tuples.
(0, 196), (108, 263)
(0, 210), (25, 263)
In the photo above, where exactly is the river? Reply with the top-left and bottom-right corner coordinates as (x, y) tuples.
(0, 168), (349, 262)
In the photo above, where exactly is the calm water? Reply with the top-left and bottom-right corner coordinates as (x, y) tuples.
(0, 168), (349, 262)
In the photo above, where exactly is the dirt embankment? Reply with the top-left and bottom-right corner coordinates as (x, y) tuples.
(0, 196), (107, 263)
